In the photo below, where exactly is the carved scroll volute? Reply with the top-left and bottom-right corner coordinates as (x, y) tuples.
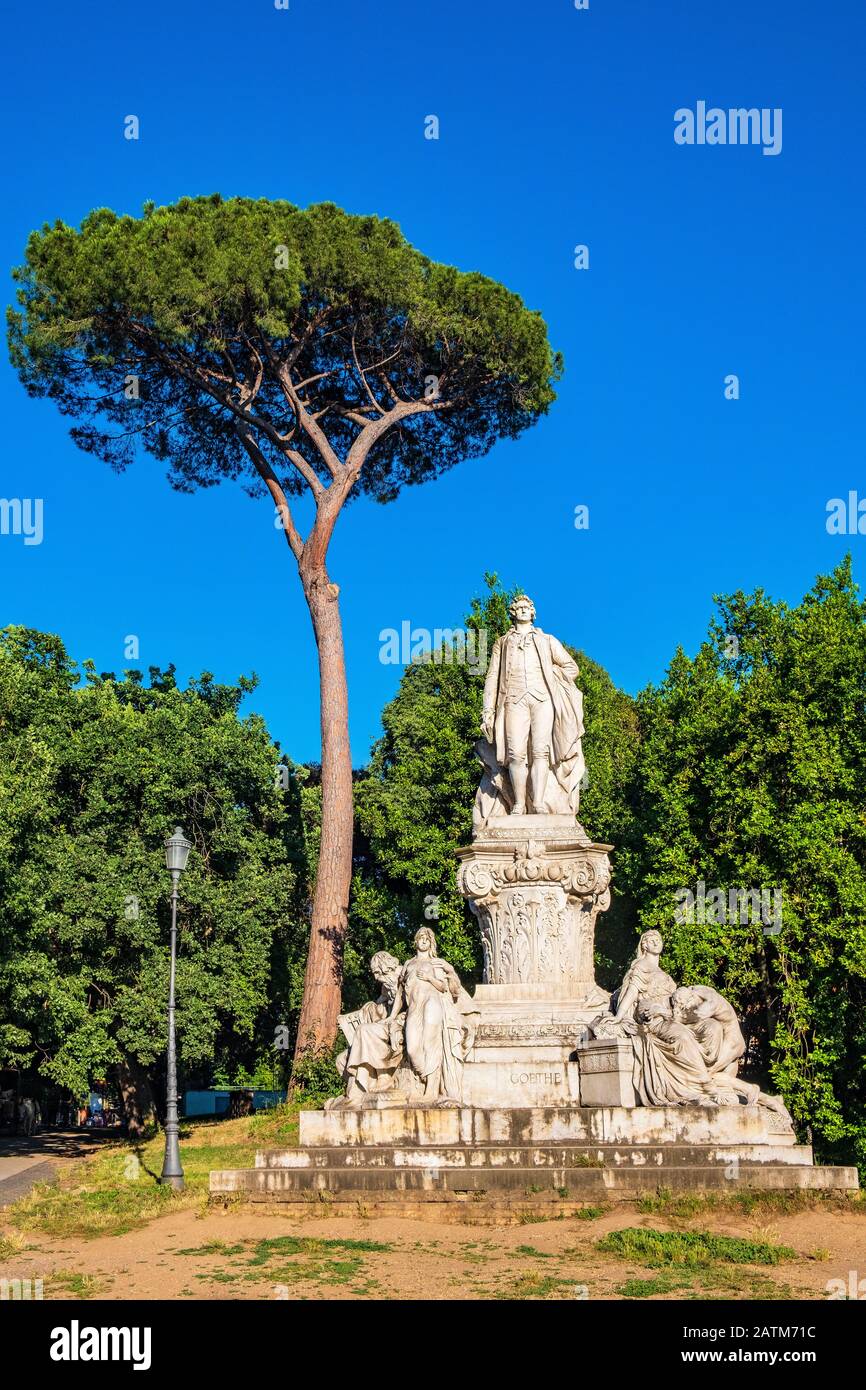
(459, 861), (495, 903)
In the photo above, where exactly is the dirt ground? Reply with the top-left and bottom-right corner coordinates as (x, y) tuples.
(3, 1199), (865, 1301)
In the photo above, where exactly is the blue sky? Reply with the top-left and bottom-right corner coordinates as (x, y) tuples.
(1, 0), (864, 763)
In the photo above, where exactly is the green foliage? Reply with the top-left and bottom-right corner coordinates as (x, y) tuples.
(624, 558), (866, 1170)
(597, 1227), (795, 1267)
(0, 627), (311, 1101)
(8, 195), (561, 502)
(288, 1048), (343, 1102)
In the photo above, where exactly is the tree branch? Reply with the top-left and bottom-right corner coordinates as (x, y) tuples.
(235, 425), (305, 561)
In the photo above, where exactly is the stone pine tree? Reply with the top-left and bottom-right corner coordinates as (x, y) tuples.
(8, 195), (561, 1067)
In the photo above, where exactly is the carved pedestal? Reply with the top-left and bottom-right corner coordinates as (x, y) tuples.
(456, 815), (614, 1106)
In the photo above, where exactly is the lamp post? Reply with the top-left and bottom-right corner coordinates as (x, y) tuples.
(161, 826), (191, 1190)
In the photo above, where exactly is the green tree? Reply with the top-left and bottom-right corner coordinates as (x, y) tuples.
(8, 194), (562, 1063)
(628, 560), (866, 1169)
(0, 627), (305, 1132)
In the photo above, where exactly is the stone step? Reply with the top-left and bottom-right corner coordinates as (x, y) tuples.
(298, 1103), (799, 1149)
(211, 1162), (858, 1200)
(254, 1143), (815, 1171)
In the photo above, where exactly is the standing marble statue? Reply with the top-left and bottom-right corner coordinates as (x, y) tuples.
(475, 595), (586, 827)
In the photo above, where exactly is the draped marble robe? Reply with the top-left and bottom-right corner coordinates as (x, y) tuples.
(633, 1009), (740, 1107)
(397, 955), (476, 1101)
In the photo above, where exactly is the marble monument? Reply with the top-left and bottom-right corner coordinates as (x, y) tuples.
(211, 597), (858, 1202)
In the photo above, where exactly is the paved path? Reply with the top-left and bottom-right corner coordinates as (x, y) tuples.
(0, 1129), (117, 1208)
(0, 1157), (56, 1207)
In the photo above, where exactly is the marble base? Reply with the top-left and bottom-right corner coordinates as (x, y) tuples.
(298, 1102), (798, 1149)
(210, 1103), (859, 1203)
(576, 1037), (637, 1106)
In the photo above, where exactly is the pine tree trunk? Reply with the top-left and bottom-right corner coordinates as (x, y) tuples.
(292, 570), (354, 1064)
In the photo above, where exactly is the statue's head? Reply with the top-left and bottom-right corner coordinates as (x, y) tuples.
(509, 594), (536, 624)
(414, 926), (437, 956)
(671, 986), (700, 1021)
(370, 950), (401, 983)
(638, 929), (664, 958)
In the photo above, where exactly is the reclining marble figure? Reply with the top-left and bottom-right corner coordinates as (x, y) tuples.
(589, 931), (789, 1116)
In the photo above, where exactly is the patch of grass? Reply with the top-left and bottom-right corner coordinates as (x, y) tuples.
(247, 1234), (391, 1266)
(247, 1257), (367, 1287)
(597, 1227), (795, 1268)
(8, 1178), (189, 1240)
(48, 1269), (106, 1300)
(497, 1271), (582, 1300)
(574, 1204), (609, 1221)
(176, 1241), (245, 1257)
(636, 1188), (865, 1220)
(515, 1244), (553, 1259)
(617, 1272), (691, 1298)
(4, 1114), (263, 1239)
(615, 1263), (805, 1301)
(247, 1102), (302, 1147)
(0, 1231), (31, 1258)
(636, 1190), (711, 1219)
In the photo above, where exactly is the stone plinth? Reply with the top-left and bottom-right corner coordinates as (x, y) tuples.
(455, 817), (613, 1105)
(576, 1038), (637, 1107)
(297, 1102), (798, 1149)
(209, 1103), (859, 1205)
(457, 817), (612, 1002)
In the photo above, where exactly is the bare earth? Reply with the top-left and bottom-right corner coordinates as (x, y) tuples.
(3, 1201), (865, 1301)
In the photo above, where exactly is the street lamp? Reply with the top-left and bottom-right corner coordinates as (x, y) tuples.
(161, 825), (191, 1190)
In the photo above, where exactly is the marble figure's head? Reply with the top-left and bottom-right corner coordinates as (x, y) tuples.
(671, 986), (701, 1021)
(509, 595), (536, 624)
(414, 926), (437, 956)
(370, 950), (401, 983)
(638, 929), (664, 959)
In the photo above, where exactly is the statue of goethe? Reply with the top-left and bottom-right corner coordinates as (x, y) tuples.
(476, 595), (586, 824)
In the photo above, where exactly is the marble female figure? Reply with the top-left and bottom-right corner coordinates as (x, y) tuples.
(387, 927), (475, 1103)
(611, 929), (677, 1024)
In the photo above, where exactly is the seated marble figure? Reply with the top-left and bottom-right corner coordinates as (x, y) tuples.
(334, 950), (404, 1104)
(329, 929), (478, 1109)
